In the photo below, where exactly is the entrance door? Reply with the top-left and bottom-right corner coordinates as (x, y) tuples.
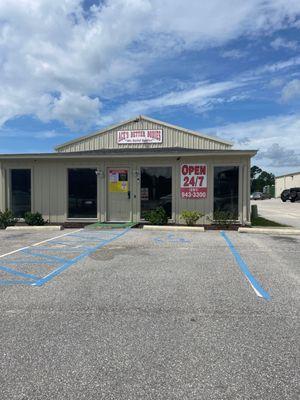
(107, 168), (131, 221)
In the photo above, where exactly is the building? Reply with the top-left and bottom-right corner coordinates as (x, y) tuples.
(0, 115), (256, 225)
(275, 171), (300, 197)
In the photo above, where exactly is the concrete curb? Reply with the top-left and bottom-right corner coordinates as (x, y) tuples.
(143, 225), (205, 232)
(6, 225), (63, 231)
(238, 227), (300, 235)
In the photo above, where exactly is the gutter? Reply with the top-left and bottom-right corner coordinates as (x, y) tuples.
(0, 150), (258, 160)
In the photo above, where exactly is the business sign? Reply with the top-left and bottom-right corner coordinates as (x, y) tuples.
(180, 164), (207, 199)
(117, 129), (163, 144)
(108, 169), (128, 192)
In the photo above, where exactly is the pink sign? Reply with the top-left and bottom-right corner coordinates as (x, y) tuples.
(180, 164), (207, 199)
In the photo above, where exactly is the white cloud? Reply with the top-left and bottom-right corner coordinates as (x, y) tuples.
(0, 0), (300, 128)
(37, 91), (102, 130)
(281, 79), (300, 102)
(100, 80), (245, 124)
(203, 114), (300, 174)
(221, 49), (248, 59)
(256, 143), (300, 167)
(152, 0), (300, 46)
(270, 37), (298, 51)
(254, 56), (300, 75)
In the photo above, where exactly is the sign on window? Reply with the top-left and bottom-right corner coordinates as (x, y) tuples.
(180, 164), (207, 199)
(109, 169), (128, 192)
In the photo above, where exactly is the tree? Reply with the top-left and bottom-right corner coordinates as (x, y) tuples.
(250, 165), (262, 180)
(251, 166), (274, 192)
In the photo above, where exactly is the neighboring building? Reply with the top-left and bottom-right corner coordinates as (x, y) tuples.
(275, 171), (300, 197)
(0, 115), (256, 225)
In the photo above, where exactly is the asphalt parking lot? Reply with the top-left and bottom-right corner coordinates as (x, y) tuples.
(253, 198), (300, 228)
(0, 228), (299, 399)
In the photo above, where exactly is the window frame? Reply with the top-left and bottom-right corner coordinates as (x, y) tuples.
(212, 164), (241, 222)
(139, 165), (174, 222)
(8, 167), (33, 218)
(66, 167), (99, 220)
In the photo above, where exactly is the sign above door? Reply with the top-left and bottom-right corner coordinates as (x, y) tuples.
(117, 129), (163, 144)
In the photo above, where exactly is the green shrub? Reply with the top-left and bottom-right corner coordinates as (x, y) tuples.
(0, 210), (17, 229)
(212, 210), (237, 227)
(180, 210), (203, 226)
(24, 212), (45, 226)
(144, 207), (168, 225)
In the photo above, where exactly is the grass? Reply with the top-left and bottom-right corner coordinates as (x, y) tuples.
(251, 216), (288, 227)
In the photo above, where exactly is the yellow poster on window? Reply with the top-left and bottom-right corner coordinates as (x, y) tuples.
(109, 170), (128, 192)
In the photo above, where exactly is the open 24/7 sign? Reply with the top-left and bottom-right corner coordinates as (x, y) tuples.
(180, 164), (207, 199)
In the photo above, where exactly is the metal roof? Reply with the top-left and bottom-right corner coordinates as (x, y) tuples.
(55, 115), (233, 150)
(276, 171), (300, 179)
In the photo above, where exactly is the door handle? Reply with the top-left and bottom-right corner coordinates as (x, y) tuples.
(128, 191), (131, 199)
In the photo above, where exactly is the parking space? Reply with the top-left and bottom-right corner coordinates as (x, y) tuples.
(0, 229), (78, 257)
(253, 198), (300, 228)
(0, 228), (130, 286)
(0, 228), (299, 399)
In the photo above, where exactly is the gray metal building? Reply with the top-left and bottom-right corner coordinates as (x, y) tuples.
(0, 116), (256, 225)
(275, 171), (300, 197)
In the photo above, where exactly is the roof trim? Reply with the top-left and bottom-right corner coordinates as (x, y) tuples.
(276, 171), (300, 179)
(55, 115), (233, 150)
(0, 148), (257, 160)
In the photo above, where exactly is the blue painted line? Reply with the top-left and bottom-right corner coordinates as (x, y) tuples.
(2, 260), (58, 265)
(220, 231), (271, 300)
(32, 227), (131, 286)
(0, 279), (34, 285)
(0, 265), (39, 280)
(34, 246), (87, 253)
(55, 235), (105, 243)
(1, 258), (58, 265)
(21, 250), (68, 263)
(68, 234), (115, 240)
(154, 234), (190, 244)
(46, 240), (93, 249)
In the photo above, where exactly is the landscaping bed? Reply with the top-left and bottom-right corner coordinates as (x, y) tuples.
(251, 216), (288, 227)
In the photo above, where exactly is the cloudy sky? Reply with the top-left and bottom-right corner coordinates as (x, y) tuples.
(0, 0), (300, 175)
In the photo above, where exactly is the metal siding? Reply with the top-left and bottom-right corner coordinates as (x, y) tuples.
(0, 154), (250, 224)
(59, 120), (231, 152)
(275, 173), (300, 197)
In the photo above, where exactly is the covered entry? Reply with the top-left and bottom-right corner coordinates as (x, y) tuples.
(107, 168), (132, 221)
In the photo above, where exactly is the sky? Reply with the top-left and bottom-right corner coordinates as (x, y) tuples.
(0, 0), (300, 176)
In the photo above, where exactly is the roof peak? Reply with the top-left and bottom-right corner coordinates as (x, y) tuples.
(55, 115), (232, 151)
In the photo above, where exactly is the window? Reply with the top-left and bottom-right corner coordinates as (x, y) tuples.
(10, 169), (31, 218)
(214, 166), (239, 219)
(68, 169), (97, 218)
(140, 167), (172, 218)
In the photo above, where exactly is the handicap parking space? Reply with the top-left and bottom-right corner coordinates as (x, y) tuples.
(0, 229), (78, 257)
(0, 228), (131, 286)
(0, 228), (299, 399)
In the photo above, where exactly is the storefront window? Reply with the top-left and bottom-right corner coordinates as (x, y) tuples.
(214, 166), (239, 219)
(68, 169), (97, 218)
(10, 169), (31, 218)
(140, 167), (172, 218)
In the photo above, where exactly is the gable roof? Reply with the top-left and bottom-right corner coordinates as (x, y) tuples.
(55, 115), (233, 151)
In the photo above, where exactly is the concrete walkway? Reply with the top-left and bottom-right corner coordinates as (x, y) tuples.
(252, 198), (300, 228)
